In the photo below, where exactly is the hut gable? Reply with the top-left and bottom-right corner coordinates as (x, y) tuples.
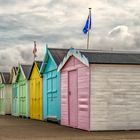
(21, 65), (32, 80)
(29, 61), (42, 80)
(40, 47), (68, 74)
(9, 67), (18, 84)
(16, 64), (32, 82)
(58, 48), (89, 71)
(0, 72), (11, 84)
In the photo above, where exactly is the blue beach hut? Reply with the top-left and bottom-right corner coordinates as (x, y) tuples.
(40, 47), (68, 122)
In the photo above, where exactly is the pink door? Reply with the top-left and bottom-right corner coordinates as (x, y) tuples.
(68, 70), (78, 128)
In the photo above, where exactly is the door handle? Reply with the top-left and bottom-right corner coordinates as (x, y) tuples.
(68, 91), (71, 95)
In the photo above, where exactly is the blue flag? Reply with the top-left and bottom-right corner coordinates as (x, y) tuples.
(83, 15), (91, 34)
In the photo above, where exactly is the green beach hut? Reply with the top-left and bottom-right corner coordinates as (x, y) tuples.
(16, 64), (32, 117)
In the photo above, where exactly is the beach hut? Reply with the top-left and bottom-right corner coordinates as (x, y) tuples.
(29, 61), (43, 120)
(40, 47), (68, 122)
(16, 64), (32, 117)
(58, 48), (140, 131)
(10, 67), (18, 116)
(0, 72), (11, 115)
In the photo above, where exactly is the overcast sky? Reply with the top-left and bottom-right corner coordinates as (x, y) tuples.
(0, 0), (140, 71)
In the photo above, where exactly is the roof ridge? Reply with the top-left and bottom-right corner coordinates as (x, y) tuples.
(49, 47), (140, 54)
(49, 48), (68, 50)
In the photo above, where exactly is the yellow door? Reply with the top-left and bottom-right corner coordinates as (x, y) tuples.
(30, 62), (42, 120)
(30, 78), (42, 120)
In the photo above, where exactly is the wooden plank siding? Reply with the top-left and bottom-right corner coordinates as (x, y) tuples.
(61, 56), (90, 130)
(90, 64), (140, 130)
(30, 62), (43, 120)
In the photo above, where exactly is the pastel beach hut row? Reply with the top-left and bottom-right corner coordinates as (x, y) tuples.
(58, 48), (140, 131)
(10, 47), (68, 122)
(11, 62), (43, 119)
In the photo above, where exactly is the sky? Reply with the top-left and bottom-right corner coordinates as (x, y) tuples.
(0, 0), (140, 71)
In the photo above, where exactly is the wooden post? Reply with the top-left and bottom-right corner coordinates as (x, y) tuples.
(87, 8), (91, 49)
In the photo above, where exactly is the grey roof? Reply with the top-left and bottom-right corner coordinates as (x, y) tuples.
(49, 48), (68, 65)
(40, 48), (68, 74)
(80, 51), (140, 64)
(0, 72), (10, 84)
(36, 61), (42, 70)
(21, 65), (32, 80)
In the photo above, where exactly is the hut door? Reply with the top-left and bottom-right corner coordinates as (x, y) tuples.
(12, 84), (18, 114)
(19, 84), (26, 116)
(68, 70), (78, 128)
(19, 85), (23, 115)
(47, 70), (57, 119)
(36, 80), (41, 119)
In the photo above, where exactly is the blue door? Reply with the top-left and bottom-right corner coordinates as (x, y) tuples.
(46, 70), (58, 120)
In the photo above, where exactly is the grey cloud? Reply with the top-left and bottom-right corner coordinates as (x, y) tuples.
(0, 0), (140, 71)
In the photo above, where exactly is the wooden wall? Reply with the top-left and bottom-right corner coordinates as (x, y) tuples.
(90, 64), (140, 130)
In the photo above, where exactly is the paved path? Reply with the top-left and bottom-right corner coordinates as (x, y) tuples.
(0, 115), (140, 140)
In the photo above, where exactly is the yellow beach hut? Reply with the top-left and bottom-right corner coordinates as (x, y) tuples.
(29, 61), (43, 120)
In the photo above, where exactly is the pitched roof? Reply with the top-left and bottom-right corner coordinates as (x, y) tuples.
(9, 66), (19, 83)
(58, 48), (140, 71)
(28, 61), (42, 79)
(36, 61), (42, 70)
(40, 48), (68, 74)
(81, 51), (140, 64)
(21, 65), (32, 80)
(0, 72), (11, 84)
(49, 48), (68, 65)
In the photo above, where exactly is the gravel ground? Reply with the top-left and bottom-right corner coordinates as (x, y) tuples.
(0, 115), (140, 140)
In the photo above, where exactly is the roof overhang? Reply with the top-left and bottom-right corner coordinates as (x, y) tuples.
(58, 48), (89, 72)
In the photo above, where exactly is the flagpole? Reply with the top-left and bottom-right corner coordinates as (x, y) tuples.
(87, 8), (91, 49)
(34, 41), (36, 61)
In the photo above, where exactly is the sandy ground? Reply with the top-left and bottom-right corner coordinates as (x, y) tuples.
(0, 115), (140, 140)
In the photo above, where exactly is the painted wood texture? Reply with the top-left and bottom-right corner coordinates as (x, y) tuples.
(11, 68), (18, 116)
(0, 83), (12, 115)
(68, 70), (78, 127)
(17, 68), (29, 117)
(61, 56), (90, 130)
(12, 83), (18, 116)
(30, 63), (42, 120)
(5, 85), (12, 114)
(90, 64), (140, 130)
(0, 84), (5, 114)
(43, 54), (60, 121)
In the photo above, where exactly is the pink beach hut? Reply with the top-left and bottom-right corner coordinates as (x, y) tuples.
(58, 48), (90, 130)
(58, 48), (140, 131)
